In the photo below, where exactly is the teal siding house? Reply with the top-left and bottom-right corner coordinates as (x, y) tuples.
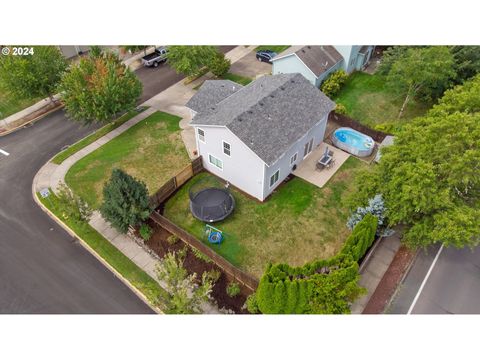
(272, 45), (375, 87)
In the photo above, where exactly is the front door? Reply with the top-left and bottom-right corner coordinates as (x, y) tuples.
(303, 138), (314, 158)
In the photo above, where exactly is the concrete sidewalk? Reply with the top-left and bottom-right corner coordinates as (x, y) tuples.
(350, 227), (404, 314)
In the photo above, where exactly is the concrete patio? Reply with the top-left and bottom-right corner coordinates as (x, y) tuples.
(293, 142), (350, 188)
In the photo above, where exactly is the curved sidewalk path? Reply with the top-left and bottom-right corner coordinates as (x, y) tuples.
(32, 45), (258, 314)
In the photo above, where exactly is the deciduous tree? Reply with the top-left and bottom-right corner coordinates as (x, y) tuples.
(384, 46), (455, 118)
(59, 52), (142, 124)
(167, 46), (217, 77)
(0, 46), (67, 103)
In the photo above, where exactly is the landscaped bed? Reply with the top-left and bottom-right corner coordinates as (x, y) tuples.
(0, 88), (40, 120)
(141, 219), (252, 313)
(163, 157), (370, 278)
(334, 72), (431, 129)
(65, 111), (191, 209)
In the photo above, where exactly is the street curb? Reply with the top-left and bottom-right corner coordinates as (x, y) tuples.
(32, 169), (162, 314)
(0, 103), (64, 137)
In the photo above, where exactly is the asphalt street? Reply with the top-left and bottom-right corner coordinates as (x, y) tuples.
(387, 244), (480, 314)
(0, 45), (235, 313)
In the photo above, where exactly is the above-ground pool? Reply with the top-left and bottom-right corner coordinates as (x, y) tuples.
(332, 127), (375, 157)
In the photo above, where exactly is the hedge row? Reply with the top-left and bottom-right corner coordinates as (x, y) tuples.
(254, 215), (378, 314)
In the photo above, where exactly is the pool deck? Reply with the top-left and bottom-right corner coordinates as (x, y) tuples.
(293, 142), (350, 188)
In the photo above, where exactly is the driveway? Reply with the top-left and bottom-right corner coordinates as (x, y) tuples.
(230, 50), (272, 79)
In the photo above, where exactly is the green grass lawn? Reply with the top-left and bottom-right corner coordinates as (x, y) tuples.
(164, 157), (370, 278)
(0, 88), (39, 120)
(334, 72), (431, 129)
(255, 45), (290, 54)
(222, 73), (253, 86)
(52, 108), (146, 164)
(65, 111), (190, 209)
(38, 189), (167, 306)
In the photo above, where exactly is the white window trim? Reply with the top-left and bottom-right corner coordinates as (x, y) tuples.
(269, 169), (280, 188)
(222, 140), (231, 157)
(197, 128), (206, 144)
(208, 153), (223, 171)
(290, 152), (298, 165)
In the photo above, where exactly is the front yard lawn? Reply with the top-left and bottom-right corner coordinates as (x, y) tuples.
(52, 108), (146, 164)
(255, 45), (290, 54)
(66, 111), (190, 209)
(222, 73), (253, 86)
(163, 157), (370, 278)
(334, 72), (431, 129)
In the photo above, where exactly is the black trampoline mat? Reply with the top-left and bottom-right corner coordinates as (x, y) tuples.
(192, 188), (230, 207)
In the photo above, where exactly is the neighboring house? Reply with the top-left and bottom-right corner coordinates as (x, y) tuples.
(334, 45), (375, 74)
(272, 45), (375, 87)
(57, 46), (91, 59)
(272, 46), (344, 87)
(187, 73), (335, 201)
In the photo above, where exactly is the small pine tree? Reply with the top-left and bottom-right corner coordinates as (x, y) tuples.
(100, 169), (151, 233)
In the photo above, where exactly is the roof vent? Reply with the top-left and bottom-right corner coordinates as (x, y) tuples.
(290, 80), (295, 83)
(259, 102), (264, 106)
(280, 86), (285, 90)
(238, 117), (243, 122)
(301, 49), (306, 53)
(248, 110), (253, 114)
(270, 94), (275, 98)
(307, 46), (311, 49)
(211, 107), (215, 110)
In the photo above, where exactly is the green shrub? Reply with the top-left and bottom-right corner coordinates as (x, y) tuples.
(167, 234), (179, 245)
(245, 294), (260, 314)
(191, 247), (213, 264)
(321, 70), (348, 97)
(335, 103), (347, 115)
(204, 269), (221, 283)
(209, 52), (231, 77)
(56, 182), (92, 223)
(100, 169), (151, 233)
(340, 213), (378, 262)
(139, 223), (153, 241)
(226, 282), (241, 298)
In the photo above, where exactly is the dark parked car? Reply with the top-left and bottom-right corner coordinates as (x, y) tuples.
(256, 50), (277, 63)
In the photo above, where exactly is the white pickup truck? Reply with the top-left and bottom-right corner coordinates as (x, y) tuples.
(141, 46), (168, 67)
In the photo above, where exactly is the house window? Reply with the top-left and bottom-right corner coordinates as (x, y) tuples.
(197, 128), (205, 143)
(223, 141), (231, 156)
(209, 154), (223, 170)
(269, 169), (280, 188)
(290, 152), (298, 165)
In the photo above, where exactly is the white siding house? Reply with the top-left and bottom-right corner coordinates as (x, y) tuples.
(186, 74), (335, 201)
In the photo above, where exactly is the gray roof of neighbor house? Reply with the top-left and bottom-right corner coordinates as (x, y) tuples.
(273, 45), (343, 78)
(190, 73), (336, 166)
(186, 80), (243, 114)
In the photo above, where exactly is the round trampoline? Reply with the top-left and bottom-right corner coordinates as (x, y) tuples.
(189, 181), (235, 223)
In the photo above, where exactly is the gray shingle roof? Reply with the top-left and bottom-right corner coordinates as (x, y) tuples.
(186, 80), (243, 114)
(190, 73), (335, 165)
(274, 46), (343, 78)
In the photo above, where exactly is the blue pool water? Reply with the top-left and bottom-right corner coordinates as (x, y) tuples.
(333, 127), (374, 157)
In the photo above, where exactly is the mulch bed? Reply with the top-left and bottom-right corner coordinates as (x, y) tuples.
(140, 219), (252, 314)
(362, 245), (417, 314)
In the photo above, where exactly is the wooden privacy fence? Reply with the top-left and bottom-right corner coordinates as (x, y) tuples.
(150, 212), (259, 291)
(329, 111), (390, 143)
(149, 156), (203, 209)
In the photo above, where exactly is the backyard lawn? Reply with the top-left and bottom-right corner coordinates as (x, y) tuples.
(334, 72), (431, 129)
(163, 157), (370, 278)
(222, 73), (252, 86)
(66, 111), (190, 209)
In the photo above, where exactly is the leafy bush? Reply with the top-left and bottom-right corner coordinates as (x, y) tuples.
(191, 247), (213, 264)
(341, 214), (378, 262)
(167, 235), (179, 245)
(245, 294), (260, 314)
(347, 194), (385, 230)
(320, 70), (348, 97)
(204, 269), (221, 283)
(226, 282), (241, 297)
(56, 182), (92, 223)
(100, 169), (151, 233)
(209, 52), (231, 77)
(139, 223), (153, 241)
(335, 103), (347, 115)
(155, 250), (213, 314)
